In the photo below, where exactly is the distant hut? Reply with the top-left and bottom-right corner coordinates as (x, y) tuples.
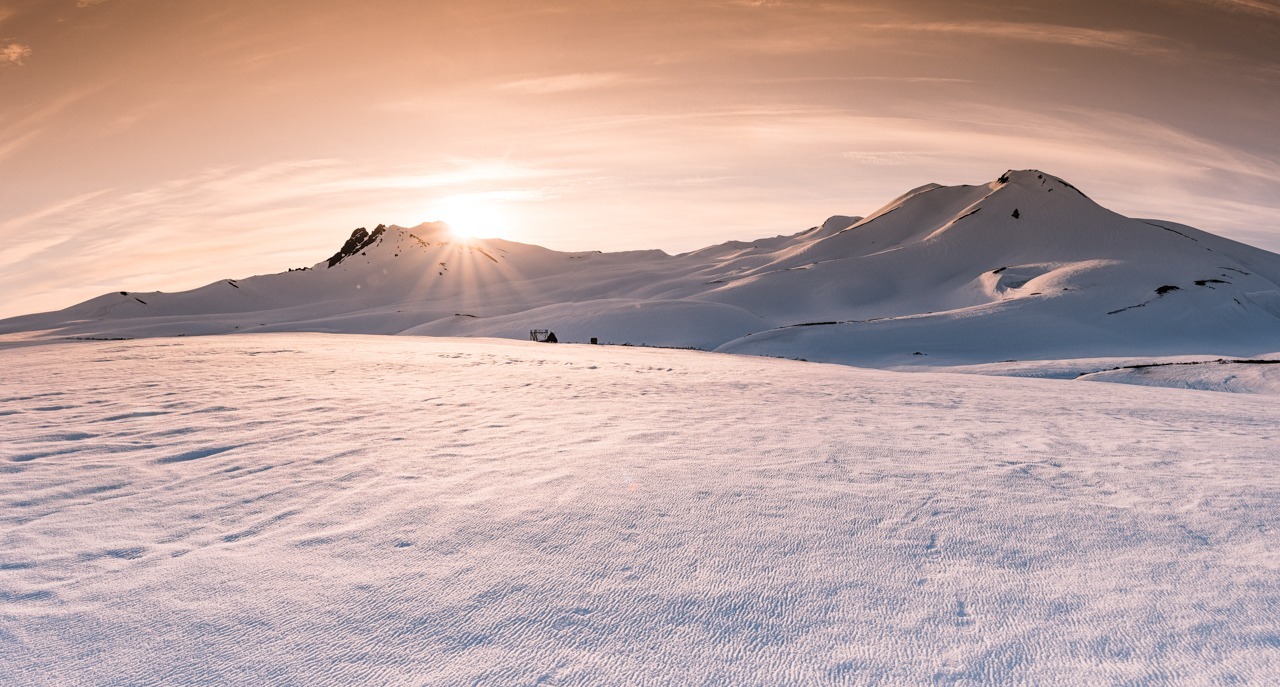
(529, 329), (558, 343)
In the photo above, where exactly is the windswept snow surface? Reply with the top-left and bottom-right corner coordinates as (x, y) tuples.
(3, 334), (1280, 685)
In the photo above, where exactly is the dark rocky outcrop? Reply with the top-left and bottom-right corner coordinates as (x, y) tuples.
(326, 225), (387, 267)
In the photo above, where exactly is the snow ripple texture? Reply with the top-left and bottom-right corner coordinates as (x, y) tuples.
(1, 334), (1278, 686)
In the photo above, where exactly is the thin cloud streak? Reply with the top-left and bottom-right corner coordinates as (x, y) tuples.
(0, 86), (105, 162)
(1208, 0), (1280, 16)
(869, 22), (1176, 57)
(745, 76), (976, 84)
(0, 125), (44, 161)
(498, 72), (636, 94)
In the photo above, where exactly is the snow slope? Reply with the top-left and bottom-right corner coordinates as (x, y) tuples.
(1079, 359), (1280, 394)
(3, 171), (1279, 368)
(2, 334), (1279, 685)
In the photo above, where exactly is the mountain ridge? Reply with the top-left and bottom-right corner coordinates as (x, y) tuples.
(4, 169), (1278, 366)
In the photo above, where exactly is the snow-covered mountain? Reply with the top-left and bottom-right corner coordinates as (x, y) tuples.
(5, 169), (1279, 365)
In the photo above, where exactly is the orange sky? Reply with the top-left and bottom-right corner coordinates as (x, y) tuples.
(2, 0), (1279, 317)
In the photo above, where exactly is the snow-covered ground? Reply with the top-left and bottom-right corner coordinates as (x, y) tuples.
(901, 354), (1280, 395)
(1079, 360), (1280, 395)
(3, 334), (1279, 685)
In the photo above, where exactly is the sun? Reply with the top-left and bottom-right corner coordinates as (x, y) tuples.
(434, 196), (507, 241)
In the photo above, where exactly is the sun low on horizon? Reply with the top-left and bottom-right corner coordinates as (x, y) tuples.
(430, 195), (514, 242)
(0, 0), (1278, 318)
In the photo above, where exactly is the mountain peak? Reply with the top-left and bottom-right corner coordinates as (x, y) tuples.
(994, 169), (1092, 200)
(404, 221), (452, 238)
(997, 169), (1047, 184)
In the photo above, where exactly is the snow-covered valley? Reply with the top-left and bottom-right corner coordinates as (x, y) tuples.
(3, 334), (1279, 685)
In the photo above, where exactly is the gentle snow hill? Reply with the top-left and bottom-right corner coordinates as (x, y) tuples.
(3, 170), (1278, 371)
(1078, 358), (1280, 394)
(2, 334), (1280, 685)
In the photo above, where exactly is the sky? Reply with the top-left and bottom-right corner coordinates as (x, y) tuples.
(1, 0), (1278, 318)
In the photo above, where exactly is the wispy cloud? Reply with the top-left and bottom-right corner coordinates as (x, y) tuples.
(840, 151), (927, 166)
(717, 0), (793, 7)
(1, 42), (31, 67)
(497, 72), (634, 94)
(745, 75), (974, 85)
(872, 22), (1175, 58)
(0, 87), (103, 162)
(0, 125), (44, 161)
(1205, 0), (1280, 17)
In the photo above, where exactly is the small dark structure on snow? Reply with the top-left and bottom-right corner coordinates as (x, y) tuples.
(530, 329), (558, 343)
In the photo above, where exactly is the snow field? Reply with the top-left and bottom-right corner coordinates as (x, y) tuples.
(1, 334), (1279, 685)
